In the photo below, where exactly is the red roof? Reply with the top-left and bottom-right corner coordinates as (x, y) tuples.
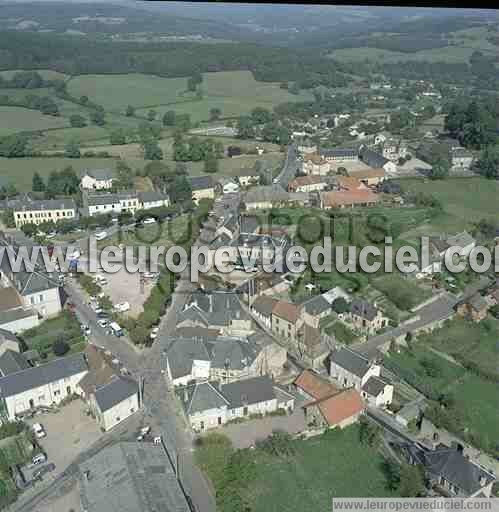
(272, 300), (302, 324)
(305, 388), (365, 427)
(294, 370), (338, 400)
(320, 190), (380, 208)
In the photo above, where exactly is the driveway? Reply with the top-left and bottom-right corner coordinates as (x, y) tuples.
(27, 399), (103, 478)
(212, 407), (307, 449)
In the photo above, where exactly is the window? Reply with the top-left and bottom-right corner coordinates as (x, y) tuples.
(243, 406), (248, 416)
(116, 417), (121, 422)
(54, 390), (60, 396)
(30, 296), (35, 305)
(39, 294), (43, 302)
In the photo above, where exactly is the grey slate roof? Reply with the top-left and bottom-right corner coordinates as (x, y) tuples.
(79, 442), (190, 512)
(221, 375), (275, 408)
(244, 185), (289, 205)
(321, 148), (357, 159)
(94, 375), (139, 413)
(0, 328), (19, 345)
(190, 175), (214, 191)
(208, 337), (258, 371)
(330, 347), (371, 378)
(82, 168), (114, 181)
(137, 190), (168, 204)
(251, 296), (277, 317)
(0, 350), (30, 376)
(176, 381), (229, 415)
(360, 146), (389, 168)
(0, 353), (87, 398)
(350, 299), (379, 321)
(13, 198), (76, 212)
(240, 215), (259, 234)
(424, 448), (495, 496)
(302, 295), (331, 316)
(164, 337), (211, 380)
(361, 375), (389, 397)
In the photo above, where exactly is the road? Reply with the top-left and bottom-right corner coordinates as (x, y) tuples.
(275, 143), (298, 189)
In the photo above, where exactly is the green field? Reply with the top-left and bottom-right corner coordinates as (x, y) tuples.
(0, 69), (68, 81)
(397, 177), (499, 237)
(0, 156), (119, 191)
(0, 106), (69, 136)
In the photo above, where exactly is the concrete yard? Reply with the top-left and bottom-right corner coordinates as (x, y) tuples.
(27, 399), (103, 477)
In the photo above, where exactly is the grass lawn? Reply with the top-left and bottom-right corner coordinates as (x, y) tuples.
(396, 177), (499, 237)
(325, 321), (358, 345)
(0, 106), (69, 136)
(0, 69), (68, 81)
(0, 156), (119, 191)
(370, 274), (431, 311)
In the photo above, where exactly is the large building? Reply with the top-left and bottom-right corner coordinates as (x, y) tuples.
(83, 191), (139, 217)
(12, 198), (77, 228)
(190, 176), (215, 204)
(80, 169), (114, 190)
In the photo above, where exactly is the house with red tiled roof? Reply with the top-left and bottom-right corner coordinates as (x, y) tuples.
(293, 369), (338, 401)
(303, 387), (365, 429)
(319, 176), (380, 209)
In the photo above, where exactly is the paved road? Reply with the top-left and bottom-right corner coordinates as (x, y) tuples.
(275, 143), (298, 189)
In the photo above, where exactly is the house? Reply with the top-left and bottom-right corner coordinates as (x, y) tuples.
(381, 138), (408, 162)
(456, 294), (489, 323)
(176, 375), (294, 432)
(348, 168), (386, 187)
(227, 233), (288, 265)
(0, 349), (30, 377)
(321, 286), (351, 305)
(0, 328), (21, 357)
(430, 231), (476, 259)
(288, 175), (328, 193)
(301, 294), (331, 328)
(13, 198), (77, 228)
(80, 169), (114, 190)
(176, 291), (253, 336)
(320, 148), (359, 164)
(137, 190), (170, 210)
(329, 347), (393, 407)
(190, 176), (215, 204)
(243, 185), (291, 210)
(296, 141), (318, 155)
(403, 444), (496, 498)
(78, 344), (140, 431)
(233, 168), (261, 187)
(451, 147), (474, 171)
(78, 442), (191, 512)
(294, 369), (337, 401)
(359, 146), (397, 175)
(271, 300), (303, 345)
(83, 191), (139, 217)
(0, 353), (88, 420)
(319, 188), (380, 209)
(301, 153), (330, 176)
(302, 387), (365, 430)
(250, 296), (277, 330)
(297, 324), (335, 369)
(342, 299), (389, 335)
(0, 234), (63, 320)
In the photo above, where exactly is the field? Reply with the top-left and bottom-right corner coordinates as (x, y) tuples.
(0, 69), (68, 81)
(0, 106), (68, 136)
(397, 177), (499, 237)
(0, 156), (118, 191)
(197, 426), (399, 512)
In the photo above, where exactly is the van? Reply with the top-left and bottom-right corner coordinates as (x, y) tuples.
(95, 231), (108, 241)
(109, 322), (123, 337)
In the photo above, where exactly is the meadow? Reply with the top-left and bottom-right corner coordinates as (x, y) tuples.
(0, 106), (68, 136)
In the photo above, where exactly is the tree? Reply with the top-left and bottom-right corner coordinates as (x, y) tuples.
(21, 222), (38, 237)
(147, 109), (157, 121)
(176, 114), (191, 132)
(476, 145), (499, 179)
(143, 140), (163, 160)
(337, 166), (348, 176)
(90, 108), (105, 126)
(398, 464), (426, 497)
(32, 172), (46, 192)
(175, 162), (187, 175)
(69, 114), (86, 128)
(64, 140), (81, 158)
(209, 107), (222, 121)
(332, 297), (349, 314)
(46, 166), (79, 196)
(115, 160), (135, 190)
(251, 107), (273, 125)
(236, 116), (255, 139)
(289, 82), (300, 95)
(1, 208), (15, 228)
(0, 134), (28, 158)
(170, 175), (192, 204)
(163, 110), (176, 127)
(125, 105), (135, 117)
(476, 218), (497, 239)
(110, 129), (127, 145)
(53, 339), (70, 357)
(80, 95), (89, 105)
(429, 161), (449, 180)
(358, 417), (381, 447)
(204, 153), (218, 173)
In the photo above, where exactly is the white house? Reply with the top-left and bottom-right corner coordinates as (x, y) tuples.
(329, 347), (393, 407)
(80, 169), (114, 190)
(0, 353), (88, 420)
(84, 191), (139, 217)
(137, 191), (170, 210)
(13, 199), (77, 228)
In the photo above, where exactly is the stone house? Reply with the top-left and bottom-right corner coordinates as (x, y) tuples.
(250, 296), (277, 330)
(301, 153), (331, 176)
(13, 198), (77, 228)
(190, 176), (215, 204)
(456, 294), (489, 323)
(341, 299), (389, 335)
(80, 169), (114, 190)
(288, 175), (328, 193)
(271, 301), (303, 345)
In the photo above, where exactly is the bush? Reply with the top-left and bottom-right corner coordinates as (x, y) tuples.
(53, 339), (70, 357)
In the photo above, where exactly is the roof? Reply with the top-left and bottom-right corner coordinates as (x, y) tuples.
(424, 448), (495, 495)
(467, 293), (488, 312)
(446, 231), (475, 249)
(137, 190), (168, 203)
(350, 299), (379, 321)
(359, 146), (389, 168)
(79, 442), (190, 512)
(303, 153), (328, 165)
(176, 381), (229, 415)
(0, 306), (38, 326)
(0, 353), (87, 398)
(288, 175), (326, 191)
(361, 375), (390, 397)
(190, 175), (214, 191)
(0, 328), (19, 346)
(348, 168), (386, 180)
(294, 369), (338, 400)
(12, 198), (76, 212)
(85, 191), (137, 207)
(320, 190), (380, 208)
(330, 347), (372, 378)
(302, 295), (331, 316)
(240, 215), (259, 234)
(164, 337), (211, 380)
(336, 176), (365, 190)
(0, 287), (23, 312)
(251, 296), (277, 317)
(307, 388), (365, 427)
(82, 168), (114, 181)
(221, 375), (275, 408)
(272, 300), (301, 324)
(94, 375), (139, 413)
(321, 148), (357, 159)
(244, 185), (290, 205)
(79, 344), (121, 396)
(0, 350), (30, 377)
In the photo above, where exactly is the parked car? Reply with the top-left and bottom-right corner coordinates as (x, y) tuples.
(143, 272), (157, 279)
(142, 217), (157, 225)
(32, 423), (46, 439)
(31, 453), (47, 466)
(97, 319), (109, 329)
(150, 327), (160, 340)
(114, 302), (130, 313)
(33, 463), (56, 480)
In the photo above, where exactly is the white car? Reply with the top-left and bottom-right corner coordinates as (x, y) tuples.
(143, 217), (156, 225)
(97, 319), (109, 329)
(150, 327), (160, 340)
(32, 423), (46, 439)
(46, 232), (57, 240)
(143, 272), (157, 279)
(114, 302), (130, 313)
